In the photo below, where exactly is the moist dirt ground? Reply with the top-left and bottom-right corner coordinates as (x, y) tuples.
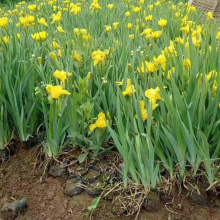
(1, 147), (220, 220)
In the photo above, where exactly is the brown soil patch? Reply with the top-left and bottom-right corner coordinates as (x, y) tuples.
(1, 148), (220, 220)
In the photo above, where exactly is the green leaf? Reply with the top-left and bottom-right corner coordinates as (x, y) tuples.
(88, 197), (101, 211)
(78, 153), (88, 163)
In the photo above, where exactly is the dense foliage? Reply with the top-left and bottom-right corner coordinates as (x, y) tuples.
(1, 0), (220, 189)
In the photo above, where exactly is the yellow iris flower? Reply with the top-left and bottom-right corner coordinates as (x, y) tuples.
(46, 85), (71, 99)
(89, 112), (107, 131)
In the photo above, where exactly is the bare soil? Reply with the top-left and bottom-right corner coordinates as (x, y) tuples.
(1, 148), (220, 220)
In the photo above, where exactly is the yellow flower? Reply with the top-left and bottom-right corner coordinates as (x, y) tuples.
(163, 67), (175, 80)
(82, 34), (92, 41)
(145, 15), (153, 21)
(89, 2), (102, 10)
(216, 32), (220, 40)
(137, 61), (158, 73)
(212, 81), (218, 94)
(104, 25), (111, 32)
(141, 28), (152, 36)
(113, 22), (119, 29)
(57, 26), (65, 33)
(206, 11), (214, 19)
(17, 15), (35, 29)
(28, 4), (37, 11)
(52, 41), (60, 49)
(188, 6), (196, 12)
(175, 37), (184, 44)
(162, 41), (177, 57)
(122, 83), (136, 96)
(89, 112), (107, 131)
(139, 101), (148, 121)
(151, 31), (162, 39)
(31, 31), (48, 42)
(38, 18), (48, 26)
(175, 12), (181, 18)
(74, 28), (80, 35)
(171, 5), (177, 10)
(88, 72), (92, 81)
(46, 85), (71, 99)
(155, 1), (161, 6)
(0, 17), (8, 29)
(51, 12), (62, 24)
(186, 21), (195, 27)
(70, 3), (81, 14)
(148, 5), (154, 10)
(92, 50), (105, 66)
(181, 15), (188, 26)
(126, 23), (133, 29)
(145, 87), (162, 101)
(53, 70), (68, 83)
(116, 78), (131, 86)
(50, 51), (56, 60)
(183, 58), (191, 69)
(57, 49), (62, 58)
(153, 54), (166, 69)
(17, 33), (21, 39)
(125, 11), (130, 17)
(191, 36), (201, 48)
(207, 70), (217, 81)
(132, 7), (141, 13)
(158, 19), (167, 28)
(136, 100), (148, 122)
(180, 24), (190, 34)
(73, 54), (82, 62)
(3, 36), (9, 44)
(107, 4), (114, 9)
(37, 57), (43, 64)
(150, 99), (158, 110)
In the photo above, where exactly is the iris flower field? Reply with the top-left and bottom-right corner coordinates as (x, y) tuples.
(1, 0), (220, 192)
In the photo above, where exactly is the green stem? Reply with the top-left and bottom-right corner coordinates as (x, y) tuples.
(49, 99), (54, 140)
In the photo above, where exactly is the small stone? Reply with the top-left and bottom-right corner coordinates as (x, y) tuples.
(68, 167), (88, 177)
(76, 168), (88, 176)
(64, 179), (84, 196)
(142, 192), (160, 212)
(1, 199), (27, 220)
(83, 170), (100, 184)
(86, 189), (102, 197)
(191, 190), (207, 205)
(49, 166), (67, 178)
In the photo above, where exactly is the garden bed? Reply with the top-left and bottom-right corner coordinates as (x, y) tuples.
(1, 148), (220, 220)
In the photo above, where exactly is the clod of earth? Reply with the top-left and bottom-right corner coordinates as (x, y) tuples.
(0, 199), (27, 220)
(49, 166), (67, 178)
(86, 188), (103, 197)
(65, 178), (84, 196)
(142, 192), (160, 212)
(68, 166), (88, 177)
(191, 189), (207, 205)
(83, 170), (100, 184)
